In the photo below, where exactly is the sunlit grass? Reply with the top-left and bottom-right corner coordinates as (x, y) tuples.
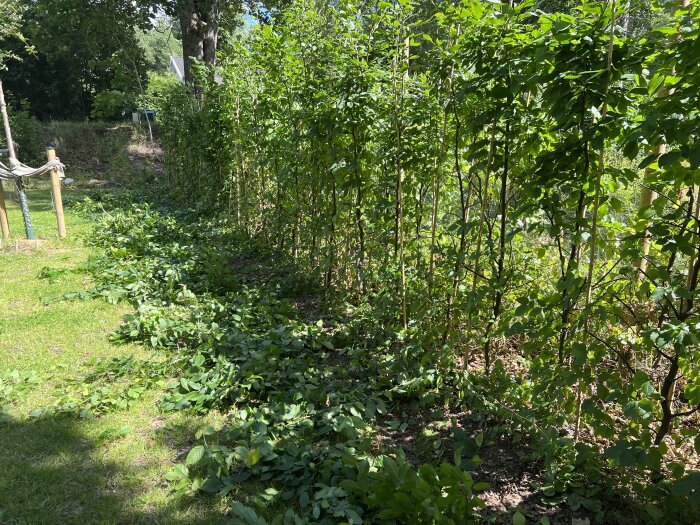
(0, 187), (232, 524)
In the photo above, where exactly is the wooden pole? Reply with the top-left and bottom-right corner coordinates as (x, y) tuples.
(0, 81), (17, 161)
(0, 181), (9, 240)
(0, 79), (34, 240)
(0, 79), (12, 240)
(47, 147), (66, 238)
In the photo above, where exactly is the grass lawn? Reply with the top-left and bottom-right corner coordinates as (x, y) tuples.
(0, 186), (230, 525)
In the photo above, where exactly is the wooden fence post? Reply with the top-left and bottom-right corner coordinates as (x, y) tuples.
(0, 79), (34, 240)
(47, 147), (66, 238)
(0, 181), (9, 239)
(0, 78), (11, 240)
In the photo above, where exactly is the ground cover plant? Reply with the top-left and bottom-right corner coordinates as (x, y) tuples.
(0, 140), (231, 525)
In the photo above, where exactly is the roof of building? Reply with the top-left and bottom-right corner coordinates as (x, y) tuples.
(169, 56), (185, 83)
(169, 55), (223, 85)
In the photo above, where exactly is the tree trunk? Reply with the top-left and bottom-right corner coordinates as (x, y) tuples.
(483, 117), (510, 375)
(574, 0), (616, 442)
(179, 0), (220, 85)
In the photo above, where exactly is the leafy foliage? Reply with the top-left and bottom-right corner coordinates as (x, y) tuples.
(90, 90), (137, 121)
(3, 0), (148, 118)
(51, 174), (694, 521)
(0, 0), (25, 69)
(53, 194), (495, 522)
(149, 0), (700, 520)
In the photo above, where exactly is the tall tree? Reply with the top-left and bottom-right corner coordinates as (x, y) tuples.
(159, 0), (248, 84)
(4, 0), (147, 118)
(175, 0), (221, 84)
(0, 0), (25, 69)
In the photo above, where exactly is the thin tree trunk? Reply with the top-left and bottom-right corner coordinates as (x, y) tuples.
(465, 118), (497, 342)
(637, 0), (690, 278)
(352, 126), (366, 294)
(558, 93), (591, 365)
(393, 34), (410, 329)
(442, 96), (472, 343)
(574, 0), (616, 442)
(483, 117), (510, 375)
(293, 169), (300, 259)
(429, 27), (459, 297)
(686, 186), (700, 291)
(326, 171), (338, 291)
(429, 108), (448, 295)
(415, 182), (427, 266)
(654, 356), (679, 445)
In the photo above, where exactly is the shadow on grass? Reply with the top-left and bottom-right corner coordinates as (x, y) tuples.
(0, 413), (232, 525)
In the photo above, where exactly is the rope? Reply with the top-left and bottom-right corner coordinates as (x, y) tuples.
(0, 157), (65, 182)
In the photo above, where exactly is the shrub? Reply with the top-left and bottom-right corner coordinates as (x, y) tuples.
(142, 71), (180, 115)
(7, 100), (45, 165)
(90, 90), (135, 121)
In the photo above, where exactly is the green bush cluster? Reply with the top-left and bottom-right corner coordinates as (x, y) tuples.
(155, 2), (700, 516)
(7, 101), (45, 165)
(51, 193), (489, 522)
(90, 90), (136, 121)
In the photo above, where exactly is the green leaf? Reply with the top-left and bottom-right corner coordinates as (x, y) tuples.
(200, 477), (222, 493)
(513, 510), (526, 525)
(186, 445), (205, 466)
(639, 154), (659, 169)
(231, 502), (268, 525)
(659, 150), (683, 168)
(195, 425), (215, 439)
(644, 504), (664, 520)
(671, 472), (700, 497)
(96, 426), (131, 445)
(164, 463), (189, 481)
(261, 487), (279, 501)
(689, 144), (700, 170)
(245, 447), (261, 467)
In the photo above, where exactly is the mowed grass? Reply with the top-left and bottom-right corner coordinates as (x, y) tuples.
(0, 187), (231, 525)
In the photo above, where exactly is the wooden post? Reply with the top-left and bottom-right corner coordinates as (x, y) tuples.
(0, 80), (17, 162)
(47, 147), (66, 238)
(0, 79), (11, 240)
(0, 79), (34, 240)
(0, 181), (9, 240)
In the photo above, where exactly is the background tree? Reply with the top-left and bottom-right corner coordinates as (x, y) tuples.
(155, 0), (247, 84)
(0, 0), (25, 70)
(138, 16), (183, 73)
(3, 0), (148, 118)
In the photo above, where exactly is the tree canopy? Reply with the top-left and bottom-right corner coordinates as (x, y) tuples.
(2, 0), (149, 117)
(0, 0), (25, 69)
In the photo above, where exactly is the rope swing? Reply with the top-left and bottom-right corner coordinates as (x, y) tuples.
(0, 78), (66, 240)
(0, 157), (65, 182)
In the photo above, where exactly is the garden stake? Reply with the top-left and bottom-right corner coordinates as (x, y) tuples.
(47, 147), (66, 238)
